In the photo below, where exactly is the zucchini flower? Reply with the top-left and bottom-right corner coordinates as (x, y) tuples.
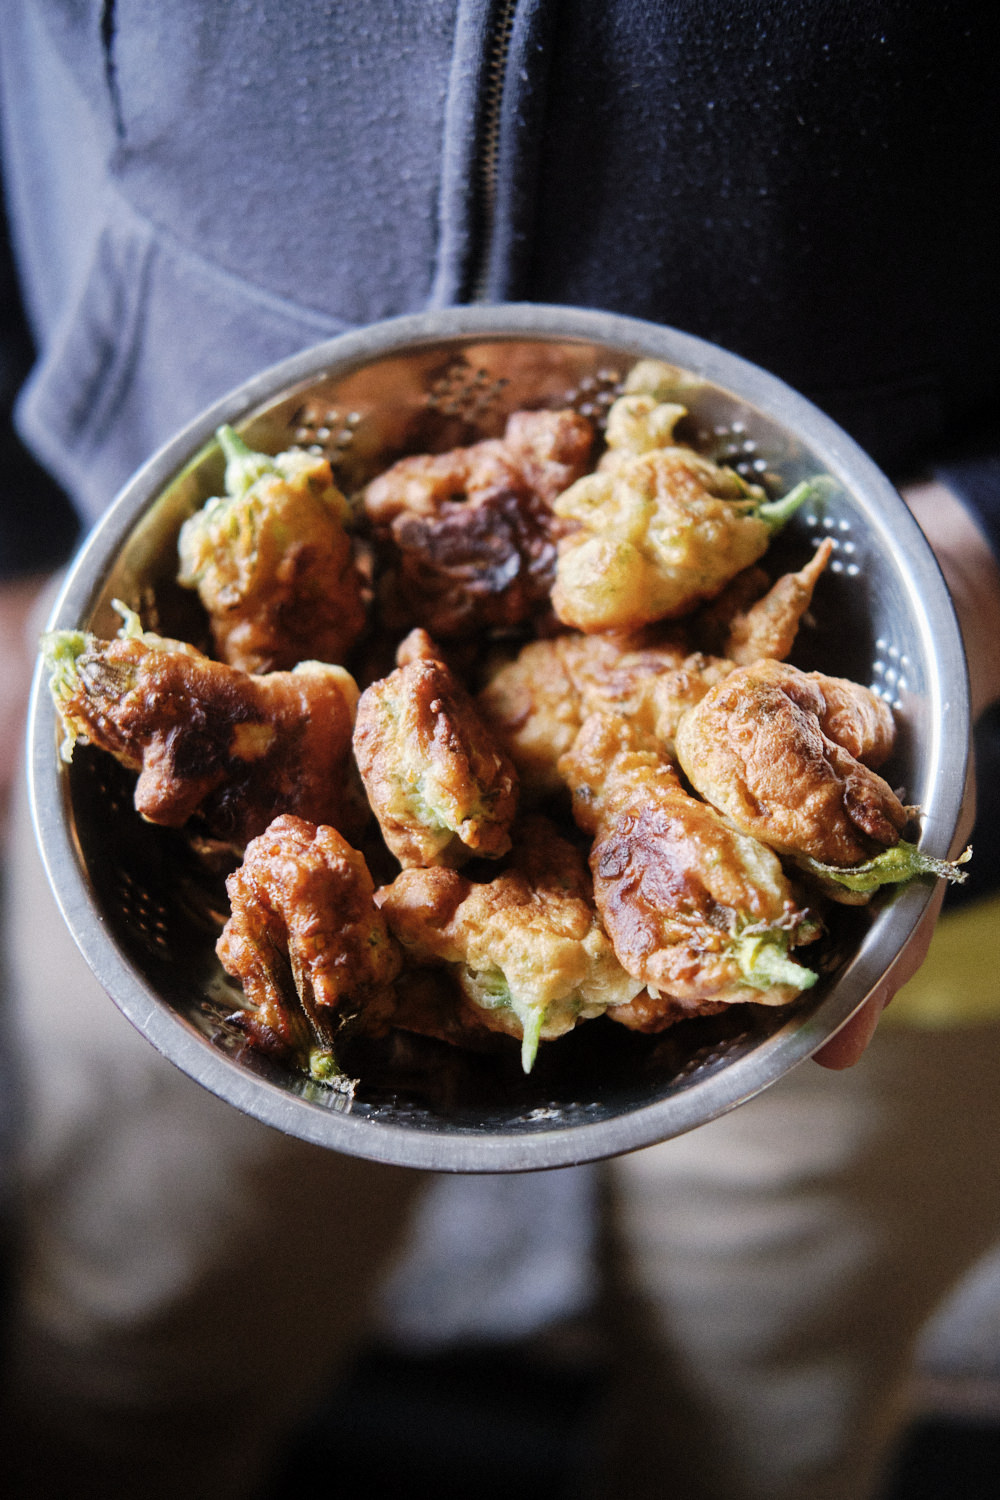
(552, 379), (833, 633)
(177, 425), (366, 673)
(377, 816), (643, 1072)
(217, 814), (401, 1084)
(559, 712), (820, 1027)
(41, 602), (364, 848)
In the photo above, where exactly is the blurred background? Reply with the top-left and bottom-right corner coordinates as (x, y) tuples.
(1, 549), (998, 1500)
(247, 1167), (1000, 1500)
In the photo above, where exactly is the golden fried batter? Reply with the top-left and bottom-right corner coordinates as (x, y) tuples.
(598, 392), (691, 466)
(551, 448), (771, 632)
(810, 673), (897, 767)
(647, 654), (739, 749)
(619, 357), (705, 404)
(363, 408), (593, 523)
(177, 426), (365, 672)
(478, 542), (834, 794)
(475, 637), (582, 796)
(43, 605), (364, 847)
(550, 385), (784, 632)
(376, 816), (642, 1070)
(558, 713), (819, 1029)
(217, 814), (400, 1075)
(353, 628), (518, 867)
(503, 408), (596, 501)
(718, 538), (835, 664)
(557, 630), (690, 725)
(362, 408), (593, 637)
(674, 658), (905, 868)
(551, 379), (830, 635)
(477, 628), (722, 794)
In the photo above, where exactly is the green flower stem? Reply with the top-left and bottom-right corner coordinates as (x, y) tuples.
(757, 475), (838, 532)
(216, 424), (276, 497)
(308, 1046), (346, 1083)
(734, 930), (818, 992)
(802, 840), (971, 895)
(519, 1005), (546, 1075)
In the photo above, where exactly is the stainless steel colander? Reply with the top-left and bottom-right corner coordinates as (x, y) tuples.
(27, 304), (970, 1171)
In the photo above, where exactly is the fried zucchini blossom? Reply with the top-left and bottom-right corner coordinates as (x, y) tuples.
(361, 408), (593, 637)
(177, 425), (366, 673)
(559, 712), (820, 1028)
(376, 816), (643, 1072)
(43, 603), (365, 848)
(217, 814), (401, 1082)
(673, 658), (970, 902)
(551, 373), (832, 633)
(353, 629), (518, 868)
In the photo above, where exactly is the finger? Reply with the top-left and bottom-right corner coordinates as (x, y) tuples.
(812, 992), (885, 1070)
(812, 879), (947, 1070)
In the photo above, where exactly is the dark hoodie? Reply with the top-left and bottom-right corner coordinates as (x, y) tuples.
(0, 0), (997, 887)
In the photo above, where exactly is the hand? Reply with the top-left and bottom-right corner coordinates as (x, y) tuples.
(813, 759), (975, 1070)
(813, 475), (995, 1073)
(903, 479), (1000, 720)
(812, 881), (945, 1068)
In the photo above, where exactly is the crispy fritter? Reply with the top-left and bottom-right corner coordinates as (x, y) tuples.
(503, 408), (596, 501)
(353, 628), (518, 867)
(477, 629), (717, 794)
(43, 605), (365, 847)
(551, 385), (827, 633)
(177, 426), (366, 672)
(376, 816), (643, 1070)
(478, 542), (834, 795)
(664, 537), (831, 665)
(718, 539), (835, 664)
(558, 712), (819, 1029)
(556, 631), (690, 728)
(675, 663), (970, 902)
(619, 357), (705, 401)
(362, 408), (593, 637)
(363, 408), (594, 523)
(475, 637), (581, 797)
(551, 393), (765, 632)
(217, 814), (401, 1077)
(674, 659), (905, 869)
(809, 672), (897, 767)
(593, 357), (709, 460)
(647, 654), (739, 749)
(380, 492), (561, 637)
(388, 966), (503, 1052)
(598, 393), (692, 468)
(551, 449), (769, 633)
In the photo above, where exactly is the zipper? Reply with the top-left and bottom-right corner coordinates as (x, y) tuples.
(100, 0), (126, 139)
(470, 0), (519, 301)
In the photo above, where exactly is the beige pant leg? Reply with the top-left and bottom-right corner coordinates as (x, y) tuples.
(599, 1024), (1000, 1500)
(0, 775), (422, 1499)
